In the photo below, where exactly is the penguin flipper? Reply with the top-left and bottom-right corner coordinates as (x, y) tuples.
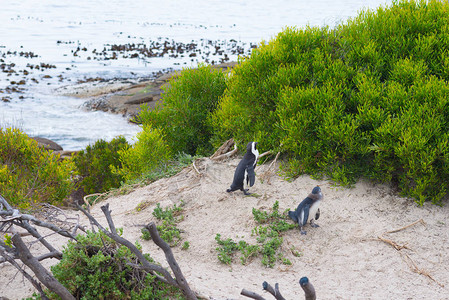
(301, 204), (310, 227)
(246, 164), (256, 187)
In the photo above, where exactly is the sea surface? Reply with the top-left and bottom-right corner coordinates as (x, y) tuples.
(0, 0), (391, 150)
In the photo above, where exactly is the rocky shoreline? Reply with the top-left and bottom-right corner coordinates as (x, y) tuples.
(57, 61), (237, 121)
(32, 61), (237, 156)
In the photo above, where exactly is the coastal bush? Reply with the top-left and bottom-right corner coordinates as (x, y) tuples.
(111, 126), (172, 182)
(49, 230), (180, 299)
(72, 137), (129, 196)
(137, 64), (227, 156)
(0, 128), (75, 208)
(211, 0), (449, 204)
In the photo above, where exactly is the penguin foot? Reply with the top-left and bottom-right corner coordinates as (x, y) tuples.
(243, 189), (251, 196)
(226, 188), (232, 193)
(311, 223), (320, 228)
(300, 230), (307, 235)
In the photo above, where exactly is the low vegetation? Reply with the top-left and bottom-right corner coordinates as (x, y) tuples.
(48, 230), (182, 299)
(72, 136), (129, 196)
(0, 128), (75, 209)
(141, 201), (185, 247)
(215, 201), (296, 268)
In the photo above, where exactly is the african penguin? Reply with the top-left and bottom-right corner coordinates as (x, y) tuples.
(288, 186), (322, 235)
(226, 141), (259, 195)
(299, 277), (316, 300)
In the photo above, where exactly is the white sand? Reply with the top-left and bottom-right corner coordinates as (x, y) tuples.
(1, 157), (448, 299)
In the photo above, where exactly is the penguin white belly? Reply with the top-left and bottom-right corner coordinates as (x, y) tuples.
(308, 200), (321, 221)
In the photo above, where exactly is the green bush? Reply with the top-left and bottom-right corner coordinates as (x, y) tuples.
(137, 64), (227, 156)
(50, 230), (179, 299)
(0, 128), (75, 208)
(211, 0), (449, 205)
(112, 126), (172, 182)
(72, 137), (129, 195)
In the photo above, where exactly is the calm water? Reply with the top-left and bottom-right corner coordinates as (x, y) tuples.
(0, 0), (391, 150)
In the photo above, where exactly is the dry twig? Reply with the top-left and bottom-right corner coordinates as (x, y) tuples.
(376, 219), (443, 287)
(385, 219), (425, 234)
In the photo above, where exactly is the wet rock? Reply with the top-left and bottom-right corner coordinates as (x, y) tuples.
(31, 137), (63, 151)
(124, 89), (162, 105)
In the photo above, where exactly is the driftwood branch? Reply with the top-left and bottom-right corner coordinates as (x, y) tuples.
(240, 289), (266, 300)
(258, 150), (273, 159)
(12, 234), (75, 300)
(210, 138), (238, 161)
(77, 203), (198, 299)
(241, 278), (316, 300)
(146, 222), (198, 300)
(385, 219), (425, 234)
(76, 203), (174, 285)
(1, 194), (79, 262)
(376, 219), (443, 287)
(0, 246), (49, 300)
(262, 281), (286, 300)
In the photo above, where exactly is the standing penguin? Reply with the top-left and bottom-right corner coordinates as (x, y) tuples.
(226, 141), (259, 195)
(288, 186), (322, 235)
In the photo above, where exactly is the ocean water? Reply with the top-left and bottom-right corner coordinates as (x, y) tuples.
(0, 0), (391, 150)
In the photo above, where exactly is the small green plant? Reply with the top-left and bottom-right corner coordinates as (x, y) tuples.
(141, 227), (151, 241)
(215, 201), (296, 268)
(215, 234), (239, 265)
(181, 241), (190, 250)
(3, 234), (12, 248)
(141, 201), (185, 247)
(290, 245), (303, 257)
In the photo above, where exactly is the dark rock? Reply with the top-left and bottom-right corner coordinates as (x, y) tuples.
(31, 137), (63, 151)
(124, 90), (162, 105)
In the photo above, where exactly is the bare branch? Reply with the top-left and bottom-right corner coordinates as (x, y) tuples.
(146, 222), (198, 300)
(210, 138), (238, 161)
(0, 246), (49, 300)
(76, 203), (175, 285)
(299, 277), (316, 300)
(385, 219), (425, 234)
(258, 150), (273, 159)
(0, 210), (75, 240)
(11, 234), (75, 300)
(241, 289), (266, 300)
(262, 281), (286, 300)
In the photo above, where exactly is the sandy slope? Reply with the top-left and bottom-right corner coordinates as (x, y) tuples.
(1, 157), (449, 299)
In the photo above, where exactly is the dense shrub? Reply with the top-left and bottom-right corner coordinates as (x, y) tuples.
(50, 230), (179, 299)
(112, 126), (172, 182)
(0, 128), (75, 208)
(137, 64), (227, 156)
(211, 0), (449, 205)
(72, 137), (129, 195)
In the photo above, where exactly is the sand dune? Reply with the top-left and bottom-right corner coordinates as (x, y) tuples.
(1, 157), (448, 299)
